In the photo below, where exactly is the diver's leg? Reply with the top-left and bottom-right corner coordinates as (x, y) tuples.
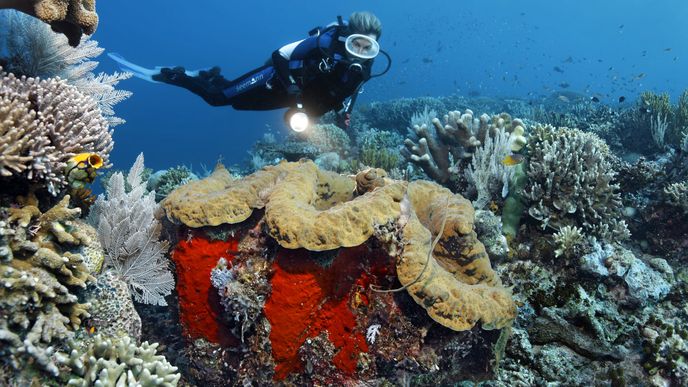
(153, 66), (233, 106)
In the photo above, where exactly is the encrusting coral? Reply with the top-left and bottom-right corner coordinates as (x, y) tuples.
(0, 69), (113, 194)
(0, 0), (99, 46)
(162, 160), (516, 333)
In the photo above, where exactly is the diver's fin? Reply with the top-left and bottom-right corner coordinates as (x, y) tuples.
(108, 52), (202, 82)
(107, 52), (165, 83)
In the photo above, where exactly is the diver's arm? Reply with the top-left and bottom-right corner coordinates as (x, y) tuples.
(271, 50), (299, 94)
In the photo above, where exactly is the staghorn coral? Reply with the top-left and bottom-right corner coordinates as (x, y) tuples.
(524, 124), (629, 241)
(0, 0), (98, 46)
(57, 333), (180, 386)
(0, 194), (96, 376)
(0, 69), (113, 194)
(162, 160), (516, 332)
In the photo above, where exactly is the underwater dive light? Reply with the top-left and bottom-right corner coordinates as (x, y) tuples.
(285, 103), (309, 132)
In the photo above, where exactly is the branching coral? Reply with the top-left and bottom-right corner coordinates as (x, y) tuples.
(663, 181), (688, 214)
(402, 109), (524, 186)
(0, 194), (96, 375)
(1, 10), (132, 127)
(57, 334), (180, 386)
(0, 69), (113, 194)
(524, 124), (629, 240)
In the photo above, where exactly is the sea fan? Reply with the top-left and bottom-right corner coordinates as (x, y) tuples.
(89, 154), (175, 306)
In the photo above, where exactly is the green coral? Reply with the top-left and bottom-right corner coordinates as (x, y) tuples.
(357, 128), (404, 171)
(642, 315), (688, 384)
(640, 91), (673, 124)
(148, 166), (199, 202)
(298, 123), (352, 156)
(637, 90), (688, 147)
(58, 334), (180, 386)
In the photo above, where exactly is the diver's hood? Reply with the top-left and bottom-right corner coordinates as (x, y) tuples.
(344, 34), (380, 60)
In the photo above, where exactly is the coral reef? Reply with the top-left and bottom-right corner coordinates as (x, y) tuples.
(148, 165), (199, 202)
(355, 127), (404, 171)
(0, 11), (131, 126)
(0, 0), (98, 46)
(0, 194), (95, 376)
(524, 124), (629, 240)
(296, 123), (352, 157)
(0, 69), (113, 194)
(663, 180), (688, 214)
(161, 160), (516, 382)
(402, 109), (524, 190)
(85, 270), (143, 341)
(89, 154), (174, 306)
(57, 334), (180, 386)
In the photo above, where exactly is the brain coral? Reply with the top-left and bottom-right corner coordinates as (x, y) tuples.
(162, 160), (516, 331)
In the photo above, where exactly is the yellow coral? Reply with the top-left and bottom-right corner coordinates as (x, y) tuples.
(162, 160), (516, 330)
(399, 181), (516, 330)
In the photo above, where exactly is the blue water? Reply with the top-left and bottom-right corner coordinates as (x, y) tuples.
(94, 0), (688, 172)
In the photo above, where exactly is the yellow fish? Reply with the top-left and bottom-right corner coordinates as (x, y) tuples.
(502, 154), (524, 166)
(70, 153), (104, 169)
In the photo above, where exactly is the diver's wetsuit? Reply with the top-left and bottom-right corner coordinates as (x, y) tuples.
(153, 25), (372, 119)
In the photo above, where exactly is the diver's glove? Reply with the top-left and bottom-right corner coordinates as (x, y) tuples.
(152, 66), (189, 85)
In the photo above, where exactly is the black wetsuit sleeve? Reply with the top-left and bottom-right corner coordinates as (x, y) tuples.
(271, 50), (295, 87)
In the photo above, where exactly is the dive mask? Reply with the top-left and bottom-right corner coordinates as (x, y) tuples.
(344, 34), (380, 60)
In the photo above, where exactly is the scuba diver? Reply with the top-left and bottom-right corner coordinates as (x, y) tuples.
(108, 11), (390, 132)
